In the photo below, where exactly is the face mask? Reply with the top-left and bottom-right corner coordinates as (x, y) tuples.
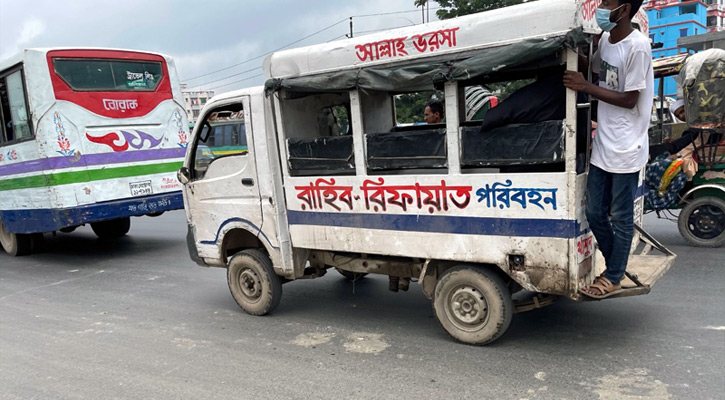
(596, 5), (624, 32)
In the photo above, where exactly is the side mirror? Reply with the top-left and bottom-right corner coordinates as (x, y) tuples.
(177, 167), (191, 185)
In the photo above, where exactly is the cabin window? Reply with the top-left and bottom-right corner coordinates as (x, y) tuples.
(191, 104), (247, 180)
(279, 91), (354, 176)
(0, 69), (33, 144)
(459, 74), (573, 173)
(357, 89), (447, 174)
(393, 90), (443, 125)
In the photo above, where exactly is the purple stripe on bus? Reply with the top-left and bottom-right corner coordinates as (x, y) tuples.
(0, 148), (186, 177)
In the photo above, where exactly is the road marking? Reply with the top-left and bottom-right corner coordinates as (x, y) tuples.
(703, 326), (725, 331)
(0, 270), (105, 302)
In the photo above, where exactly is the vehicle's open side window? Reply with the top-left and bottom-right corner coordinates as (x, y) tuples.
(0, 67), (33, 145)
(459, 70), (571, 173)
(191, 103), (247, 180)
(278, 91), (354, 176)
(362, 89), (447, 174)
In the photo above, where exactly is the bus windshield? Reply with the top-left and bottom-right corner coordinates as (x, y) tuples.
(53, 59), (164, 91)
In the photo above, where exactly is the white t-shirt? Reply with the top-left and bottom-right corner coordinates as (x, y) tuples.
(591, 30), (654, 174)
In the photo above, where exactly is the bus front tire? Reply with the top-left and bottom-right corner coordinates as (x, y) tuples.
(0, 221), (33, 257)
(91, 217), (131, 239)
(227, 249), (282, 316)
(433, 266), (513, 346)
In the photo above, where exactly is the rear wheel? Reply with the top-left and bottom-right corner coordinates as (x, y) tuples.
(0, 220), (32, 256)
(91, 217), (131, 239)
(678, 196), (725, 247)
(227, 249), (282, 316)
(433, 266), (513, 346)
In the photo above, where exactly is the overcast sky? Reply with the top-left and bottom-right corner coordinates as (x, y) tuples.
(0, 0), (439, 94)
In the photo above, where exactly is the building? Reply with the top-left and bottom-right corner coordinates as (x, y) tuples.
(678, 29), (725, 50)
(706, 0), (725, 32)
(180, 84), (214, 124)
(645, 0), (715, 97)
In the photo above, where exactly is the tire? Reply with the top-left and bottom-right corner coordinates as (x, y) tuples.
(30, 233), (45, 254)
(227, 249), (283, 316)
(91, 217), (131, 239)
(0, 219), (32, 257)
(678, 196), (725, 248)
(433, 266), (513, 346)
(336, 268), (368, 281)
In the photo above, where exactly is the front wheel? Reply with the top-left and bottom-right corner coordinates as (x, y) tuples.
(91, 217), (131, 239)
(433, 266), (513, 346)
(678, 196), (725, 247)
(227, 249), (283, 316)
(0, 219), (32, 256)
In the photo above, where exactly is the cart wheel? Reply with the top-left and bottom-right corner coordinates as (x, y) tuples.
(91, 217), (131, 239)
(433, 266), (513, 346)
(336, 268), (368, 281)
(0, 220), (32, 257)
(678, 196), (725, 248)
(227, 249), (282, 316)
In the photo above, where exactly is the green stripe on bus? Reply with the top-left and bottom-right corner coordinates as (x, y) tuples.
(0, 161), (183, 191)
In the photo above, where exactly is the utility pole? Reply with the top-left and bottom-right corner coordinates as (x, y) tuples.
(347, 16), (354, 38)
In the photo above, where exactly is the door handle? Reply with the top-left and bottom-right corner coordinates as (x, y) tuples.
(241, 178), (255, 186)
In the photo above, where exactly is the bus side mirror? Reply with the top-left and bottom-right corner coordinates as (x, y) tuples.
(177, 167), (191, 185)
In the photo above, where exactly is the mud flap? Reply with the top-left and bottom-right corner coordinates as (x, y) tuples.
(584, 224), (676, 300)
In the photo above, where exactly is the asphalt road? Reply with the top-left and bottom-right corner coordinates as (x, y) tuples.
(1, 211), (723, 400)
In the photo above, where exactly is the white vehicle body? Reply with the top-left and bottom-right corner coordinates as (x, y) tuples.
(180, 0), (673, 345)
(0, 48), (189, 255)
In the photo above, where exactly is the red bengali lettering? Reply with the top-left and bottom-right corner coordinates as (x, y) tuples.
(295, 179), (354, 211)
(360, 178), (472, 214)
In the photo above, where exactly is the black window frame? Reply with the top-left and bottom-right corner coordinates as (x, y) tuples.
(52, 57), (164, 92)
(189, 104), (248, 181)
(0, 64), (35, 146)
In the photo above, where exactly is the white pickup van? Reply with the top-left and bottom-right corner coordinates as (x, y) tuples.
(178, 0), (673, 345)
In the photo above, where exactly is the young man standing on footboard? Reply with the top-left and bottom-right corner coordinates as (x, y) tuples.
(563, 0), (654, 298)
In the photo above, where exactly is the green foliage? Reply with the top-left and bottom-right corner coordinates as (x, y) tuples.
(487, 79), (534, 101)
(395, 91), (444, 124)
(414, 0), (528, 20)
(332, 105), (349, 135)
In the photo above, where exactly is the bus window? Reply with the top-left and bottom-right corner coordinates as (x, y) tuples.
(53, 59), (163, 91)
(0, 69), (32, 143)
(279, 91), (354, 176)
(192, 107), (247, 180)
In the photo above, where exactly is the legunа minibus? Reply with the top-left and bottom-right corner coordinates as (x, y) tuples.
(0, 48), (189, 256)
(179, 0), (674, 345)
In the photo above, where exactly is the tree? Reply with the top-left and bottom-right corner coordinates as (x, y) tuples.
(414, 0), (527, 20)
(414, 0), (536, 102)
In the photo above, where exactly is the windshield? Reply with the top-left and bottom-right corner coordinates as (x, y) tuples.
(53, 59), (164, 91)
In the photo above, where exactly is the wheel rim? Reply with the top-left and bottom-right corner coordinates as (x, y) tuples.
(687, 204), (725, 240)
(444, 285), (489, 332)
(237, 268), (262, 303)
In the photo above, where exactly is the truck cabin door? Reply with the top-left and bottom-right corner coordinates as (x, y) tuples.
(182, 97), (262, 252)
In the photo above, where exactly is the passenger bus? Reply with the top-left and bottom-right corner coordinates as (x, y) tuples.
(0, 48), (189, 256)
